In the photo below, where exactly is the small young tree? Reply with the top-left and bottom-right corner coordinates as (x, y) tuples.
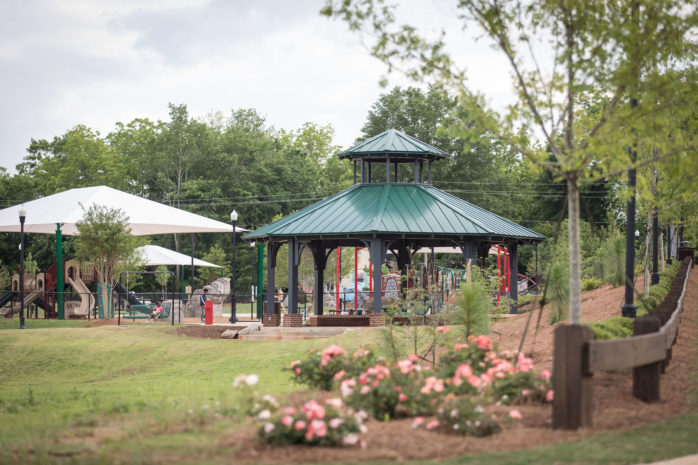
(75, 205), (140, 318)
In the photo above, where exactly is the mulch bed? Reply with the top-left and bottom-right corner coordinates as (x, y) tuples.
(216, 268), (698, 464)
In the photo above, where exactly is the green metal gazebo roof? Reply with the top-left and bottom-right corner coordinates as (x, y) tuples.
(338, 129), (448, 161)
(245, 183), (544, 241)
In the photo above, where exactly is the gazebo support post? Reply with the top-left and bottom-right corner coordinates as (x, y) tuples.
(288, 239), (299, 313)
(311, 245), (327, 316)
(360, 159), (365, 183)
(285, 238), (302, 327)
(369, 238), (385, 314)
(509, 242), (518, 314)
(266, 243), (280, 317)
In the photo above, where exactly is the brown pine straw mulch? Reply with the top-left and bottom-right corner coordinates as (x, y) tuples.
(218, 271), (698, 464)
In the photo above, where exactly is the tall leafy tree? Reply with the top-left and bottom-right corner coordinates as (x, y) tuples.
(322, 0), (696, 324)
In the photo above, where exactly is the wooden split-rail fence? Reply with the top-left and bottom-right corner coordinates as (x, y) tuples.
(552, 257), (693, 430)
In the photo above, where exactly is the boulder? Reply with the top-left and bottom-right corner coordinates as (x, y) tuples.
(220, 329), (238, 339)
(238, 324), (260, 335)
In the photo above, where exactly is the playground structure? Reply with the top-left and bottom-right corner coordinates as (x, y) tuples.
(182, 277), (230, 318)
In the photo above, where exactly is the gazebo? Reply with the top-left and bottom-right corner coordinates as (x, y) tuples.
(244, 129), (544, 326)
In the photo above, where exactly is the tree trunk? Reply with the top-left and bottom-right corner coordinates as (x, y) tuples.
(659, 233), (665, 272)
(100, 280), (110, 319)
(567, 176), (582, 325)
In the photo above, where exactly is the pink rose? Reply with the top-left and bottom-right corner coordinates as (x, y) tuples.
(281, 415), (294, 427)
(546, 390), (554, 402)
(329, 418), (344, 429)
(425, 419), (440, 430)
(521, 389), (530, 396)
(325, 398), (343, 409)
(294, 368), (301, 375)
(541, 369), (552, 382)
(411, 417), (424, 429)
(295, 420), (306, 431)
(508, 409), (523, 420)
(333, 370), (347, 382)
(436, 325), (450, 334)
(360, 385), (371, 395)
(398, 393), (407, 402)
(342, 433), (359, 446)
(263, 422), (275, 434)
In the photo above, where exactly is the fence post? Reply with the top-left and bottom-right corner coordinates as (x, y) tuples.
(552, 324), (594, 429)
(632, 315), (661, 402)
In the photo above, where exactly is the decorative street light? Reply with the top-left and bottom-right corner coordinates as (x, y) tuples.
(250, 241), (256, 311)
(19, 207), (26, 329)
(229, 209), (238, 324)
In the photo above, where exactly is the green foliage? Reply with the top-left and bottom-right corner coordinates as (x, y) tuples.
(0, 262), (9, 289)
(287, 346), (377, 391)
(74, 205), (141, 285)
(198, 245), (227, 286)
(582, 277), (603, 292)
(545, 263), (569, 324)
(452, 280), (491, 338)
(434, 397), (501, 436)
(22, 252), (39, 275)
(587, 317), (634, 341)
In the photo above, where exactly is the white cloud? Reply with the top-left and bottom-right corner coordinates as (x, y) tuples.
(0, 0), (517, 172)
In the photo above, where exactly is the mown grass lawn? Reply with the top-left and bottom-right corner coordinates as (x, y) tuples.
(1, 313), (697, 465)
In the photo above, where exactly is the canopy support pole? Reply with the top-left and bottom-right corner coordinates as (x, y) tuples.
(190, 233), (195, 296)
(56, 223), (64, 320)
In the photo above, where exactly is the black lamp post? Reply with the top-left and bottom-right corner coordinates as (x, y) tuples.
(229, 209), (238, 324)
(19, 207), (26, 329)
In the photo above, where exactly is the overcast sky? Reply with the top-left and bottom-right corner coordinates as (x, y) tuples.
(0, 0), (514, 173)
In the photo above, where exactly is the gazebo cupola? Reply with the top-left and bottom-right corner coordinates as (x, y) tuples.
(339, 129), (448, 185)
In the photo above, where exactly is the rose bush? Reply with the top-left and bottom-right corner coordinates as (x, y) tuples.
(258, 398), (366, 447)
(287, 346), (378, 391)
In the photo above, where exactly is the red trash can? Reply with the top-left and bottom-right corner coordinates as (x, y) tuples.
(205, 300), (213, 325)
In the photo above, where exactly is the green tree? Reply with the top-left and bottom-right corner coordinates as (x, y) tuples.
(322, 0), (696, 324)
(75, 205), (141, 316)
(198, 244), (227, 286)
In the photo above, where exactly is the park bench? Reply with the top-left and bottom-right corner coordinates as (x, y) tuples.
(120, 302), (172, 321)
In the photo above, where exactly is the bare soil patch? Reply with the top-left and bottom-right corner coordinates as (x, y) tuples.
(217, 272), (697, 463)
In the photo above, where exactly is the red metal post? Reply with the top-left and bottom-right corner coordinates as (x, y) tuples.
(354, 248), (358, 310)
(496, 246), (501, 304)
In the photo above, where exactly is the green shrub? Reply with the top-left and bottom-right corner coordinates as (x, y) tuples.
(287, 346), (377, 391)
(582, 277), (602, 291)
(587, 317), (633, 340)
(452, 281), (491, 337)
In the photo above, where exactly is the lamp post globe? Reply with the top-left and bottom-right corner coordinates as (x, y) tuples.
(229, 210), (238, 324)
(18, 207), (27, 329)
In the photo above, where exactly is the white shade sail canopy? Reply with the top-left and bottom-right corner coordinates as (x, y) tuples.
(0, 185), (248, 236)
(136, 245), (222, 268)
